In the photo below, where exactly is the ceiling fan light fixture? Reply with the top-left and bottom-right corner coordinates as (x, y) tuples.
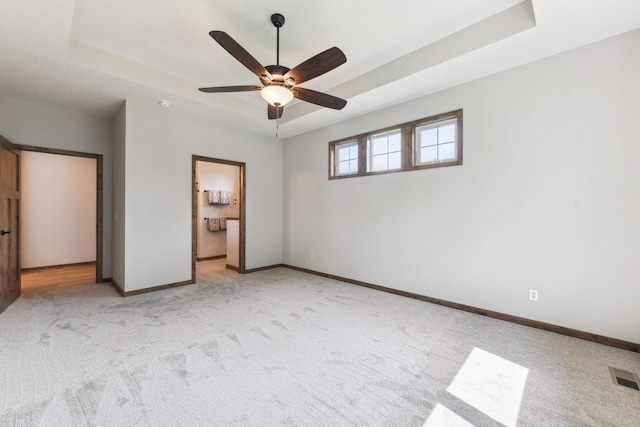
(261, 85), (294, 107)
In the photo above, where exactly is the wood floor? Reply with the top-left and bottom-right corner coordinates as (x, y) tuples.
(19, 259), (232, 295)
(21, 262), (96, 294)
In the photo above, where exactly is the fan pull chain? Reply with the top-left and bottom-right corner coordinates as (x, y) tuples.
(275, 120), (280, 138)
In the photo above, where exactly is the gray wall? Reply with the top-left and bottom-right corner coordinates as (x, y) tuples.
(282, 29), (640, 343)
(0, 96), (113, 278)
(118, 101), (282, 292)
(112, 102), (126, 287)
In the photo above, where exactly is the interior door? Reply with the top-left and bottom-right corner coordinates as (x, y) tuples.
(0, 139), (21, 313)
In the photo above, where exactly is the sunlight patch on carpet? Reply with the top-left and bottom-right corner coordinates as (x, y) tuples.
(423, 403), (474, 427)
(446, 347), (528, 427)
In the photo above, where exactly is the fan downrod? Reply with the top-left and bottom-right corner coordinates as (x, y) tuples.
(271, 13), (285, 66)
(270, 13), (285, 28)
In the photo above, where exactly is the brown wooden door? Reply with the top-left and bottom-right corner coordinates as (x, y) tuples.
(0, 139), (21, 313)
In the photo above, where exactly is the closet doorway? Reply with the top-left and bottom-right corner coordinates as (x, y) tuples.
(192, 155), (245, 281)
(20, 147), (102, 293)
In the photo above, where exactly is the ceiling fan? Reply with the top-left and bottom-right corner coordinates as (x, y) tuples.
(199, 13), (347, 120)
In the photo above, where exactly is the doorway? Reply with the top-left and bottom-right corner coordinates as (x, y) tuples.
(192, 155), (245, 280)
(20, 150), (98, 293)
(18, 145), (102, 290)
(0, 137), (103, 312)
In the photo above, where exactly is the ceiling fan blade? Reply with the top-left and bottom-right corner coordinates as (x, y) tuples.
(284, 47), (346, 85)
(293, 87), (347, 110)
(209, 31), (272, 82)
(268, 104), (284, 120)
(199, 85), (262, 93)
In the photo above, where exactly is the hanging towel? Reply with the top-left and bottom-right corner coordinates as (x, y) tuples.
(219, 216), (227, 231)
(208, 190), (221, 205)
(207, 217), (220, 232)
(221, 190), (231, 205)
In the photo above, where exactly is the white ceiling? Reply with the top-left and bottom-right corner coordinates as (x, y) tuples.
(1, 0), (640, 139)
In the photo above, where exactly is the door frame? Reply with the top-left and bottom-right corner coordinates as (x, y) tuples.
(6, 139), (104, 283)
(192, 155), (246, 277)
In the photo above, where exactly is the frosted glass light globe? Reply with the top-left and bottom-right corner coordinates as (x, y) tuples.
(260, 85), (294, 107)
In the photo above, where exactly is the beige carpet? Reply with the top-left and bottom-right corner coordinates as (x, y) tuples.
(0, 267), (639, 426)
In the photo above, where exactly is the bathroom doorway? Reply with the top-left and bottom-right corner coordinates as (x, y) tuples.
(192, 155), (245, 280)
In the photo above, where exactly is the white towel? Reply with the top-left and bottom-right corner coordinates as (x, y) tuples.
(207, 190), (222, 205)
(219, 216), (227, 231)
(221, 191), (231, 205)
(207, 217), (220, 232)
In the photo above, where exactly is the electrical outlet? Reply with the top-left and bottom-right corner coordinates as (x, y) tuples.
(529, 289), (539, 301)
(309, 252), (314, 260)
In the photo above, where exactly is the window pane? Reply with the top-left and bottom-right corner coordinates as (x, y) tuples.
(372, 154), (387, 171)
(439, 124), (456, 143)
(349, 145), (358, 158)
(372, 137), (387, 155)
(388, 131), (401, 152)
(338, 161), (350, 174)
(388, 152), (401, 170)
(439, 142), (456, 160)
(420, 128), (437, 147)
(337, 146), (350, 160)
(421, 146), (438, 163)
(349, 159), (358, 172)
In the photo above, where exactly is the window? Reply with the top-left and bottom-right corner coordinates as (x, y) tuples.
(329, 109), (462, 179)
(334, 139), (359, 176)
(416, 118), (457, 165)
(367, 129), (402, 172)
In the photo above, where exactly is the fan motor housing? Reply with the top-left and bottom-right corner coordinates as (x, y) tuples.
(265, 65), (291, 83)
